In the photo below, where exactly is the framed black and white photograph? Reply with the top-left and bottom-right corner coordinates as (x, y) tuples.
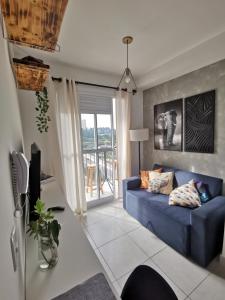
(184, 90), (215, 153)
(154, 99), (183, 151)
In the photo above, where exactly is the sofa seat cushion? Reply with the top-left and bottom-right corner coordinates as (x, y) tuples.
(126, 189), (192, 255)
(127, 190), (192, 226)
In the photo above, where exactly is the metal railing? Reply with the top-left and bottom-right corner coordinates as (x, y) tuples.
(83, 148), (116, 199)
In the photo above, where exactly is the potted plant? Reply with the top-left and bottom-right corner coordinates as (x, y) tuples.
(27, 199), (61, 270)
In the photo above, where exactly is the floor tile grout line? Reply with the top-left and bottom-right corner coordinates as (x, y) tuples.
(127, 230), (168, 259)
(81, 223), (99, 250)
(187, 272), (210, 298)
(149, 245), (168, 258)
(93, 248), (117, 283)
(98, 229), (148, 257)
(86, 207), (168, 260)
(114, 256), (151, 285)
(115, 257), (152, 288)
(150, 244), (168, 259)
(98, 236), (188, 300)
(150, 257), (189, 297)
(81, 220), (119, 283)
(81, 214), (113, 228)
(95, 231), (168, 284)
(87, 227), (150, 282)
(83, 221), (150, 284)
(92, 207), (139, 224)
(83, 210), (139, 229)
(89, 231), (150, 284)
(93, 230), (127, 248)
(94, 244), (143, 285)
(81, 208), (141, 250)
(86, 221), (141, 249)
(85, 231), (99, 250)
(82, 223), (139, 283)
(95, 231), (142, 254)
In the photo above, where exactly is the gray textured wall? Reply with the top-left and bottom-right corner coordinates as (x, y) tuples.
(143, 59), (225, 190)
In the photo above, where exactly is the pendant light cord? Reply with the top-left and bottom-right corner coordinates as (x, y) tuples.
(127, 41), (129, 69)
(116, 36), (137, 94)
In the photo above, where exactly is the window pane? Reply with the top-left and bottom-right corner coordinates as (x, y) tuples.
(81, 114), (96, 150)
(97, 114), (112, 149)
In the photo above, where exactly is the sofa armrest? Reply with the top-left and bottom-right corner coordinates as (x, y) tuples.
(122, 177), (141, 209)
(191, 196), (225, 266)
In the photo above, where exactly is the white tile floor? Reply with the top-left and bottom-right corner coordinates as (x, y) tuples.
(79, 200), (225, 300)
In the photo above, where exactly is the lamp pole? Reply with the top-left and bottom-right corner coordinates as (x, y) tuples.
(129, 128), (149, 175)
(138, 141), (141, 174)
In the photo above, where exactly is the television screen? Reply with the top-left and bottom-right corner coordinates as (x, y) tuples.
(29, 143), (41, 220)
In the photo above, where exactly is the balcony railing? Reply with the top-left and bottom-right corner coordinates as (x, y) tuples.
(82, 148), (117, 201)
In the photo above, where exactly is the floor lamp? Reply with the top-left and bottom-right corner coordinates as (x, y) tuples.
(129, 128), (149, 174)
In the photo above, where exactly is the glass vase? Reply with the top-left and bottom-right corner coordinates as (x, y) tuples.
(38, 234), (58, 270)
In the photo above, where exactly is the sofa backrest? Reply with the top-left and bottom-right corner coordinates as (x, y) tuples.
(153, 164), (223, 198)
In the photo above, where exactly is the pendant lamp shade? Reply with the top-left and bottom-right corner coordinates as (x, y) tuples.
(117, 36), (137, 95)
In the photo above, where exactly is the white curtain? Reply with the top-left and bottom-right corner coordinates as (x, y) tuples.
(115, 91), (131, 197)
(48, 78), (86, 214)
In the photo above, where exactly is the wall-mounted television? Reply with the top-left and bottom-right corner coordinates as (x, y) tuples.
(29, 143), (41, 220)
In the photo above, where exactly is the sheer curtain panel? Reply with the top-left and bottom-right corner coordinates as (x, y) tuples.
(48, 78), (86, 214)
(115, 91), (131, 197)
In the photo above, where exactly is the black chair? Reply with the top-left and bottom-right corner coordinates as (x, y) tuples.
(121, 265), (178, 300)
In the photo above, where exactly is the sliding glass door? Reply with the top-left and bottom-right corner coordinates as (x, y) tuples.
(81, 113), (116, 204)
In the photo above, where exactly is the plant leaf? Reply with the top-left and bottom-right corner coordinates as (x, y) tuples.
(49, 220), (61, 246)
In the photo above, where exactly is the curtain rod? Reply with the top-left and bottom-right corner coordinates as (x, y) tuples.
(51, 76), (119, 91)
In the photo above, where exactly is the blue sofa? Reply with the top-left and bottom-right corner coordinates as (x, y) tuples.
(123, 164), (225, 267)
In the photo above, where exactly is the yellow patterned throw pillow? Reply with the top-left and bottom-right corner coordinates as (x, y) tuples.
(140, 168), (162, 189)
(169, 180), (201, 208)
(148, 171), (174, 195)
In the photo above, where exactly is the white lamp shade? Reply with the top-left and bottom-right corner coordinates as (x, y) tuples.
(129, 128), (149, 142)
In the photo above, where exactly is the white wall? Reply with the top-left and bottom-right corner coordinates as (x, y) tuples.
(18, 60), (143, 176)
(17, 90), (50, 173)
(0, 37), (24, 299)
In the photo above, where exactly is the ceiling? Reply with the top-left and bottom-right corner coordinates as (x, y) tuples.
(14, 0), (225, 89)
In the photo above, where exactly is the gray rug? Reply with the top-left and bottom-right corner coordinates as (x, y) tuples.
(52, 273), (116, 300)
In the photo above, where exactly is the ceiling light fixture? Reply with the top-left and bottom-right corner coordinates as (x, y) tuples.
(117, 36), (137, 95)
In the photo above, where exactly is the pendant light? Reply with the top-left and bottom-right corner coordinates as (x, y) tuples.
(117, 36), (137, 95)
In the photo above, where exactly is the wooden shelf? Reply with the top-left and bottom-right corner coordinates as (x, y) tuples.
(0, 0), (68, 51)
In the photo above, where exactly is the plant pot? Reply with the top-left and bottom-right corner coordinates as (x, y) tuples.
(38, 234), (58, 270)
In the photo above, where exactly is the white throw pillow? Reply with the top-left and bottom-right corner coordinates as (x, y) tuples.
(169, 180), (201, 208)
(148, 171), (174, 195)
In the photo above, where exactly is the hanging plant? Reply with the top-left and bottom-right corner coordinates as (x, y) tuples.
(35, 87), (51, 133)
